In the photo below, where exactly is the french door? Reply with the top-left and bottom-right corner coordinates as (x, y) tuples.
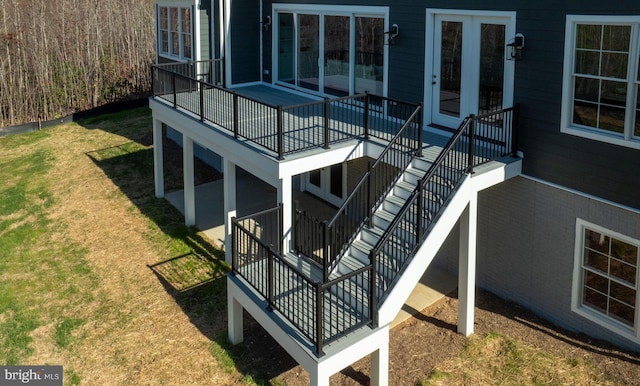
(276, 10), (385, 97)
(430, 13), (515, 130)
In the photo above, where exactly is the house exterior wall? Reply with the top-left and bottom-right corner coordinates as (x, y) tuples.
(199, 1), (211, 61)
(433, 176), (640, 352)
(230, 0), (261, 83)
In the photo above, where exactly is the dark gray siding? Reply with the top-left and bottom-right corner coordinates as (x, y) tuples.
(255, 1), (640, 208)
(512, 3), (640, 210)
(231, 0), (261, 83)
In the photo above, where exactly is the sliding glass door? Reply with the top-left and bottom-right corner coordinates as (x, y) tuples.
(274, 7), (387, 97)
(298, 14), (320, 92)
(324, 15), (350, 96)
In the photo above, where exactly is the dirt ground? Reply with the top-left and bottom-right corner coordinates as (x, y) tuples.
(234, 288), (640, 385)
(156, 131), (640, 386)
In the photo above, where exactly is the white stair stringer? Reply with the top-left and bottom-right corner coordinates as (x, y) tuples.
(376, 158), (523, 327)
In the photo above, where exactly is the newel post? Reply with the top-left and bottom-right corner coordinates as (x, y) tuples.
(322, 220), (329, 282)
(511, 103), (520, 158)
(277, 105), (284, 160)
(199, 80), (205, 121)
(323, 98), (330, 149)
(369, 249), (378, 327)
(233, 91), (239, 138)
(467, 115), (476, 174)
(364, 92), (370, 139)
(416, 179), (424, 244)
(171, 72), (177, 108)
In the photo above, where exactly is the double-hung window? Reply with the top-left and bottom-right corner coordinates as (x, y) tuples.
(562, 16), (640, 149)
(158, 6), (192, 60)
(573, 219), (640, 343)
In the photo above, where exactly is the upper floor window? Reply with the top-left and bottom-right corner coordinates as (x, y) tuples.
(572, 219), (640, 343)
(158, 6), (192, 60)
(562, 16), (640, 150)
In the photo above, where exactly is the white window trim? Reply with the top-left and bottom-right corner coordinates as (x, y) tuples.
(561, 15), (640, 150)
(423, 8), (516, 131)
(271, 4), (390, 98)
(157, 2), (196, 62)
(572, 218), (640, 344)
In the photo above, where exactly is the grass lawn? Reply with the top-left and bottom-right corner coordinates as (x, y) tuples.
(0, 108), (267, 385)
(0, 107), (637, 385)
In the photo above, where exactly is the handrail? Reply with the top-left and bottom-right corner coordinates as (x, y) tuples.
(315, 104), (422, 279)
(232, 105), (519, 356)
(371, 105), (519, 304)
(232, 211), (373, 356)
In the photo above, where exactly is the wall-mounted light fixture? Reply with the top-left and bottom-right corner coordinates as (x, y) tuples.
(385, 24), (399, 45)
(261, 16), (271, 32)
(507, 33), (525, 61)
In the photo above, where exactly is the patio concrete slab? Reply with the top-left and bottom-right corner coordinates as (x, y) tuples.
(165, 175), (456, 326)
(391, 266), (457, 328)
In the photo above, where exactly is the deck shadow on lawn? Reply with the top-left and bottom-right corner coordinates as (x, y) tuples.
(84, 126), (301, 381)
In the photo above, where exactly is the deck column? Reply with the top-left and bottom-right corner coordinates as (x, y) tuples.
(308, 370), (330, 386)
(458, 192), (478, 336)
(223, 159), (237, 264)
(152, 118), (164, 198)
(277, 176), (293, 252)
(369, 328), (389, 386)
(227, 292), (244, 345)
(183, 134), (196, 226)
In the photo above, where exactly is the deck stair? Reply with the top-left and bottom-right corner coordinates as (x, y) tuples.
(231, 104), (520, 357)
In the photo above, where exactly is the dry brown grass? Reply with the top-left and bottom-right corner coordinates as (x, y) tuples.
(12, 114), (236, 385)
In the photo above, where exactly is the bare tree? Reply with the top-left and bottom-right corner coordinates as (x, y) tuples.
(0, 0), (156, 126)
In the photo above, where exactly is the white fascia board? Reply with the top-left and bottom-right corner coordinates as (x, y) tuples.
(276, 141), (370, 180)
(150, 98), (281, 186)
(377, 158), (522, 325)
(228, 275), (390, 376)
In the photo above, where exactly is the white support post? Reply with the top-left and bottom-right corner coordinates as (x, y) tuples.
(183, 134), (196, 227)
(152, 118), (164, 198)
(227, 291), (244, 345)
(458, 192), (478, 336)
(308, 370), (330, 386)
(369, 329), (389, 386)
(223, 159), (237, 264)
(277, 176), (292, 252)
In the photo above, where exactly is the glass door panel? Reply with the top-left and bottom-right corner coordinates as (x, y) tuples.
(478, 23), (505, 114)
(324, 16), (350, 96)
(277, 13), (295, 85)
(298, 14), (320, 91)
(329, 164), (343, 198)
(355, 17), (384, 95)
(438, 21), (463, 118)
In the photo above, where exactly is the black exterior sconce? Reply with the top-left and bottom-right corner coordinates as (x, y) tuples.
(262, 16), (271, 31)
(507, 33), (525, 61)
(385, 24), (399, 45)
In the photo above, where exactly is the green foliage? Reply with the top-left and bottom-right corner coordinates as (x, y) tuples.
(55, 318), (85, 348)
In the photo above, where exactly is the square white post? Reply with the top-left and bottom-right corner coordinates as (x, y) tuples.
(277, 176), (292, 252)
(152, 118), (164, 198)
(227, 288), (244, 345)
(223, 159), (237, 264)
(308, 370), (330, 386)
(183, 134), (196, 226)
(369, 328), (389, 386)
(458, 192), (478, 336)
